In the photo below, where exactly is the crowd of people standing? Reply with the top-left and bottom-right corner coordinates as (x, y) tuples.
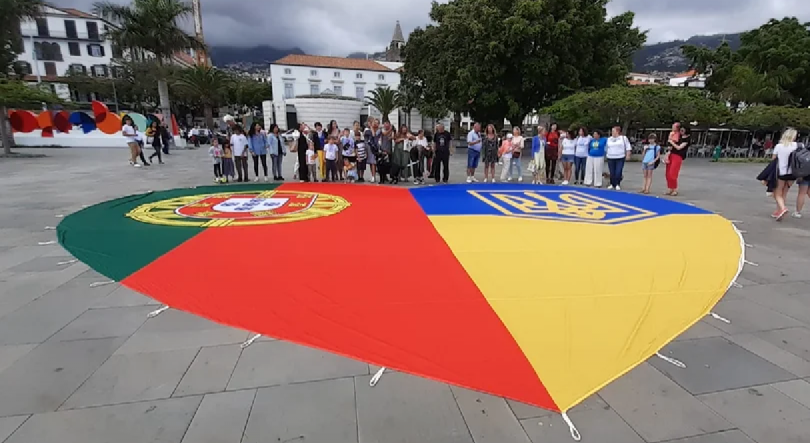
(199, 117), (694, 197)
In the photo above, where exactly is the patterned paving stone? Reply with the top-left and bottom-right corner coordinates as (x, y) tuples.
(651, 337), (796, 395)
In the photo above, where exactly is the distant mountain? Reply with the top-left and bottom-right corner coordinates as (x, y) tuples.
(210, 32), (742, 74)
(633, 33), (742, 73)
(209, 45), (305, 67)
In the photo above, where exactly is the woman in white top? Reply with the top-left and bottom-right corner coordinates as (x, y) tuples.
(510, 127), (525, 182)
(560, 130), (577, 185)
(573, 127), (591, 184)
(605, 126), (633, 190)
(772, 128), (798, 220)
(122, 116), (141, 168)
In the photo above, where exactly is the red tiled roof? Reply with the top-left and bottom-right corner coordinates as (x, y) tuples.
(674, 70), (698, 78)
(59, 7), (96, 19)
(273, 54), (392, 72)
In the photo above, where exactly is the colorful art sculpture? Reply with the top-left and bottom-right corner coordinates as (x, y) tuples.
(9, 101), (180, 137)
(57, 183), (744, 440)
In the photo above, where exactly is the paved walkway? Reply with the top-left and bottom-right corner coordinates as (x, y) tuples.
(0, 147), (808, 443)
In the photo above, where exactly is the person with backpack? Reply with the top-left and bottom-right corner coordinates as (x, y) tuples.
(772, 128), (799, 221)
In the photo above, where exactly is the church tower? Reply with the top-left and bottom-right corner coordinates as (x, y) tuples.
(385, 21), (406, 62)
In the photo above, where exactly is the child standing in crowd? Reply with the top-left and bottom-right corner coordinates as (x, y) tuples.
(209, 138), (224, 183)
(306, 142), (318, 182)
(221, 139), (235, 183)
(640, 134), (661, 194)
(499, 133), (513, 182)
(341, 128), (356, 163)
(344, 158), (358, 182)
(324, 136), (340, 182)
(230, 126), (250, 182)
(560, 130), (577, 185)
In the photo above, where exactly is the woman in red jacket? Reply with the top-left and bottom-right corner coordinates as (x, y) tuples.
(545, 123), (560, 184)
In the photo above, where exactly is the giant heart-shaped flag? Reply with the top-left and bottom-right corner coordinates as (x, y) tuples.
(57, 183), (742, 414)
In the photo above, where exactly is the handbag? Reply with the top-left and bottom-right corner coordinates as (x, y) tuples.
(527, 159), (537, 173)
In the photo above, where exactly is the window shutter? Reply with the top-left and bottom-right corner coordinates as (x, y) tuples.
(100, 46), (105, 57)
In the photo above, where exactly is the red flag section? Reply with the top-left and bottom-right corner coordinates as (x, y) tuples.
(123, 183), (558, 410)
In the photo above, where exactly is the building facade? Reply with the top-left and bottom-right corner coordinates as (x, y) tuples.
(15, 5), (197, 104)
(16, 6), (117, 101)
(268, 54), (403, 130)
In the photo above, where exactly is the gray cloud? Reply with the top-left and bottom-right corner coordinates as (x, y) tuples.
(54, 0), (810, 54)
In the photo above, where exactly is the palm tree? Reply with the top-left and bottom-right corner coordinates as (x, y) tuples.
(719, 64), (791, 109)
(0, 0), (45, 154)
(93, 0), (206, 131)
(174, 64), (227, 128)
(366, 86), (400, 123)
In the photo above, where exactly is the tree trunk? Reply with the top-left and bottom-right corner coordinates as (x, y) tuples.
(0, 107), (14, 155)
(157, 78), (173, 133)
(203, 105), (214, 129)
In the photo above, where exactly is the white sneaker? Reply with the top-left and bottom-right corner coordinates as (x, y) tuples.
(253, 177), (260, 182)
(506, 177), (512, 182)
(413, 179), (419, 185)
(133, 163), (141, 168)
(562, 180), (569, 185)
(518, 176), (523, 182)
(263, 176), (269, 182)
(466, 177), (472, 183)
(370, 176), (376, 183)
(615, 185), (621, 191)
(471, 177), (479, 183)
(792, 212), (803, 219)
(608, 185), (614, 190)
(766, 192), (773, 197)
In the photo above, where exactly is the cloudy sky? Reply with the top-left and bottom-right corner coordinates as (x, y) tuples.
(56, 0), (810, 55)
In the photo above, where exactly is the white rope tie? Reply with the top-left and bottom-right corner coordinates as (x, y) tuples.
(656, 352), (687, 368)
(561, 412), (581, 441)
(737, 230), (747, 234)
(57, 259), (77, 265)
(369, 367), (386, 387)
(744, 260), (759, 267)
(89, 280), (115, 288)
(44, 226), (56, 230)
(147, 305), (169, 318)
(744, 243), (753, 248)
(38, 241), (56, 245)
(709, 312), (731, 323)
(730, 220), (743, 224)
(240, 334), (261, 349)
(55, 214), (64, 218)
(81, 204), (90, 208)
(732, 281), (743, 288)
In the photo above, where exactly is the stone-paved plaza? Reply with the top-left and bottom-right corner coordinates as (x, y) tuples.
(0, 147), (809, 443)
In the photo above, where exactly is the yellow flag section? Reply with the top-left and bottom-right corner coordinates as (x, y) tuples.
(427, 212), (741, 411)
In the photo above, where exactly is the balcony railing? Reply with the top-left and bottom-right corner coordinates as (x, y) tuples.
(20, 29), (103, 41)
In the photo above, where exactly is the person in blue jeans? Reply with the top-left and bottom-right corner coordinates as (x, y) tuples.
(466, 122), (482, 183)
(605, 126), (633, 190)
(574, 127), (591, 185)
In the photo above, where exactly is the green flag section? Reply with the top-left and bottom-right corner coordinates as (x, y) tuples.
(57, 184), (282, 281)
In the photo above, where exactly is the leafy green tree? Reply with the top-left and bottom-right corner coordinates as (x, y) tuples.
(0, 0), (44, 78)
(0, 81), (62, 154)
(683, 18), (810, 107)
(93, 0), (206, 130)
(175, 65), (228, 128)
(366, 86), (400, 123)
(543, 85), (730, 131)
(402, 0), (645, 127)
(731, 106), (810, 130)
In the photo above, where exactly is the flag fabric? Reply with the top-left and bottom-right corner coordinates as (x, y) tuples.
(57, 183), (742, 414)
